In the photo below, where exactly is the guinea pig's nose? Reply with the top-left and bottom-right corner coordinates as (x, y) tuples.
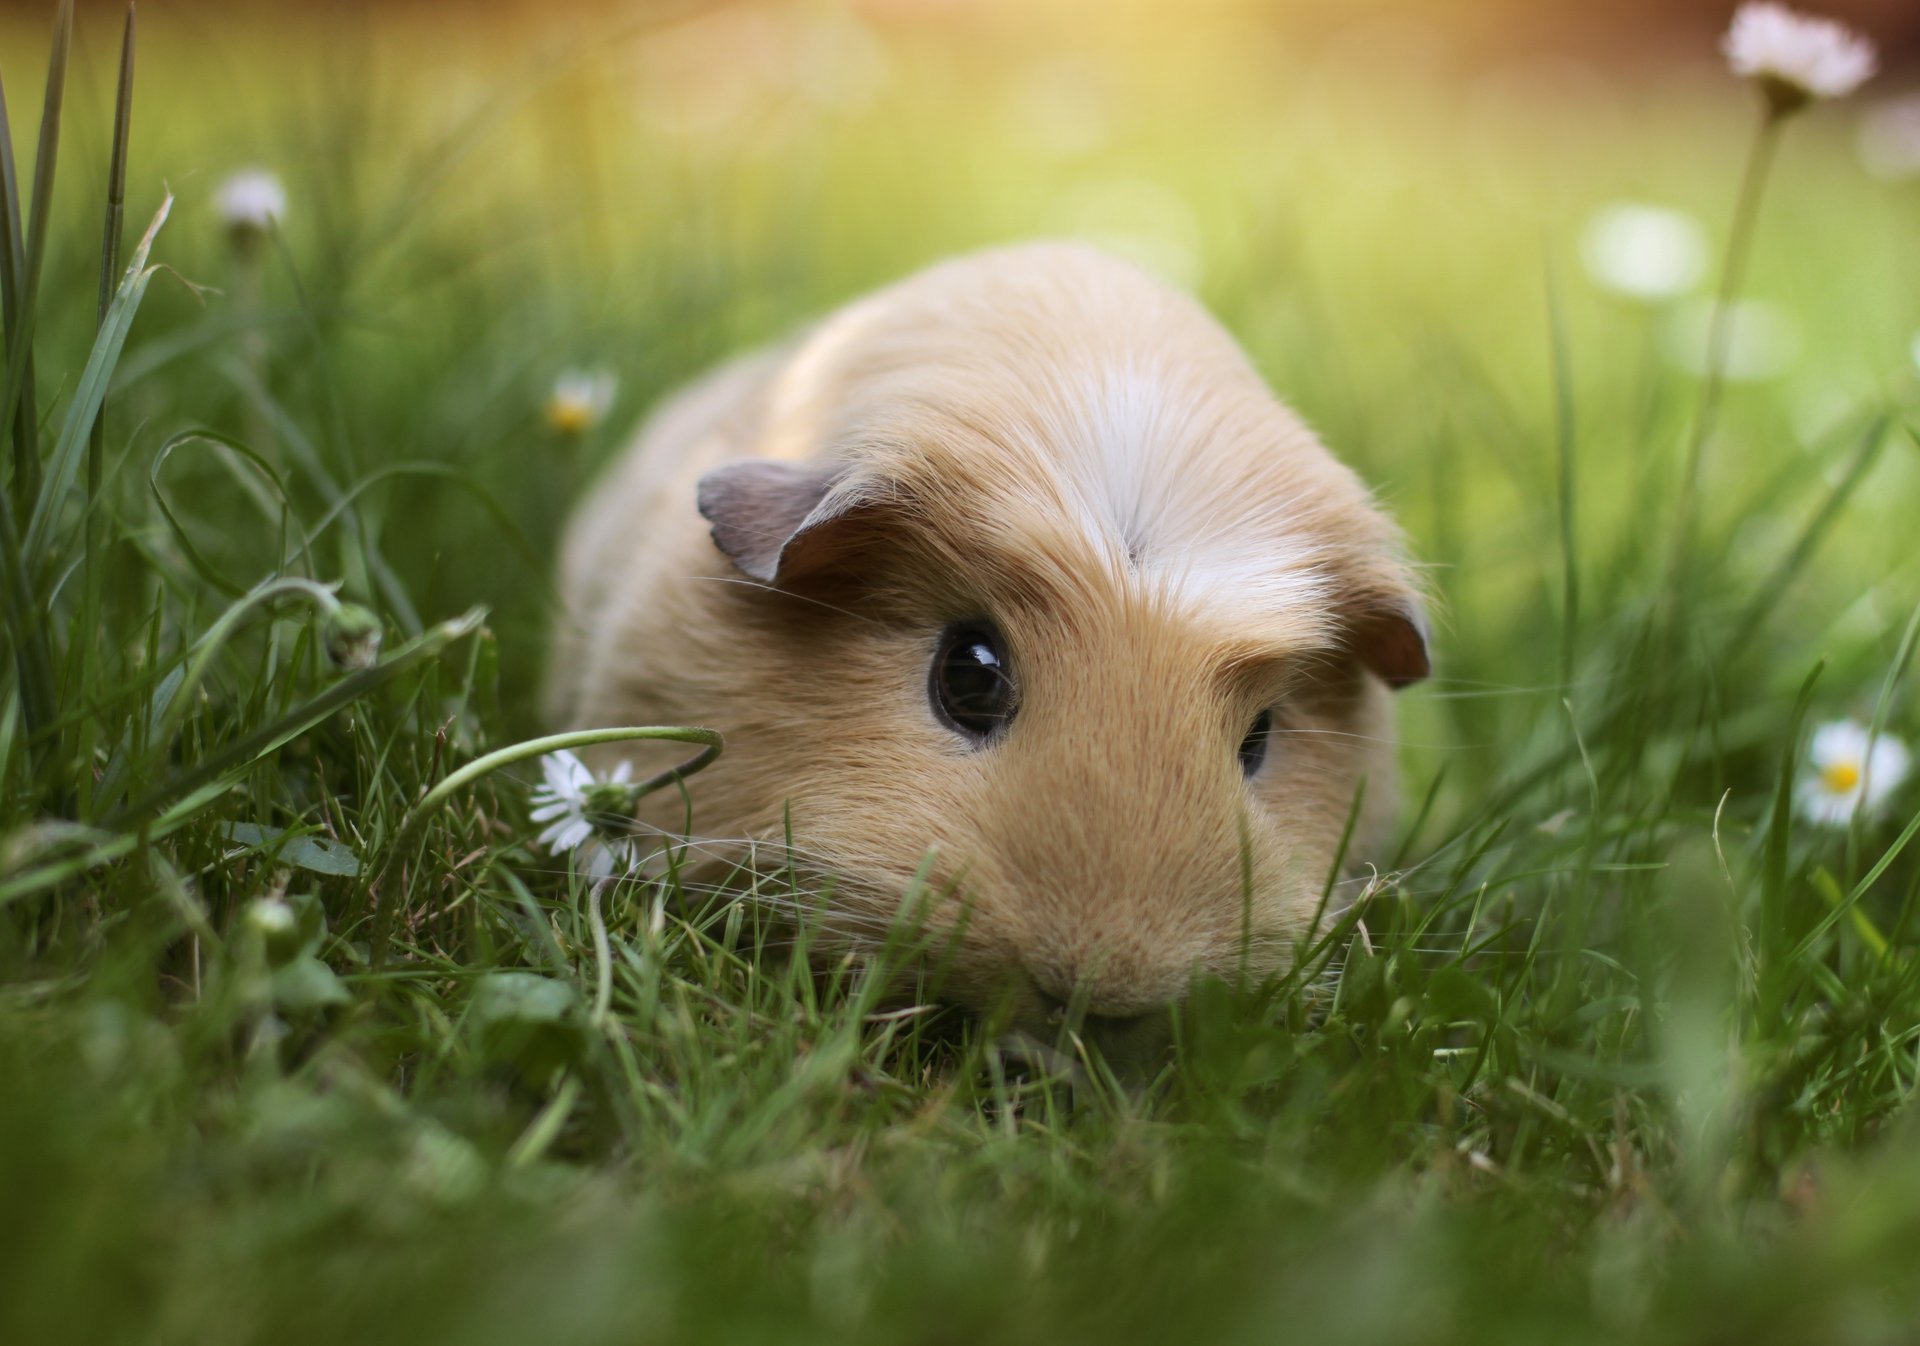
(1067, 1006), (1167, 1067)
(1080, 1009), (1152, 1036)
(1038, 997), (1175, 1073)
(1035, 990), (1163, 1040)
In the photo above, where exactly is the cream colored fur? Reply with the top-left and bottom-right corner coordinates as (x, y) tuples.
(547, 242), (1425, 1029)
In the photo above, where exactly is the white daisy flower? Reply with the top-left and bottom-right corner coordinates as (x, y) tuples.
(213, 168), (287, 233)
(528, 750), (641, 877)
(1798, 719), (1911, 826)
(1579, 203), (1709, 302)
(1858, 94), (1920, 180)
(545, 369), (618, 435)
(1722, 4), (1876, 113)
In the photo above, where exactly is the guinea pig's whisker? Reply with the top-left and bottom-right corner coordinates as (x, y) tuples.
(686, 574), (881, 627)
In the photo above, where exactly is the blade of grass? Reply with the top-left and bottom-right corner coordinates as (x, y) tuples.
(0, 770), (258, 908)
(0, 3), (72, 764)
(139, 575), (350, 782)
(1793, 809), (1920, 966)
(0, 54), (37, 512)
(0, 0), (72, 499)
(0, 480), (53, 752)
(74, 4), (137, 814)
(300, 460), (558, 606)
(1852, 589), (1920, 874)
(1724, 414), (1890, 659)
(1545, 252), (1578, 690)
(219, 360), (423, 637)
(91, 662), (180, 808)
(1757, 659), (1823, 1033)
(94, 6), (136, 331)
(146, 428), (299, 597)
(23, 193), (170, 564)
(104, 605), (487, 829)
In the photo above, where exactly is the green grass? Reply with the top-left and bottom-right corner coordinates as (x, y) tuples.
(4, 2), (1920, 1341)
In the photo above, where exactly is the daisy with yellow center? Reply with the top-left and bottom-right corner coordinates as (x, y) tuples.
(546, 369), (617, 435)
(1798, 719), (1911, 827)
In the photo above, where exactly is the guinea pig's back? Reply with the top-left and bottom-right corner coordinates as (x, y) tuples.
(544, 344), (788, 728)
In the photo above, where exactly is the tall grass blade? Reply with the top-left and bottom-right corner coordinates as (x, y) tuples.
(23, 193), (169, 564)
(0, 479), (52, 743)
(96, 6), (136, 330)
(1725, 414), (1890, 658)
(105, 605), (486, 829)
(0, 62), (37, 509)
(0, 1), (72, 763)
(1850, 589), (1920, 872)
(1757, 659), (1822, 1032)
(73, 4), (137, 812)
(1545, 255), (1578, 690)
(0, 0), (71, 489)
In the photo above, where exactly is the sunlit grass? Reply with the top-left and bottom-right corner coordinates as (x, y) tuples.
(2, 1), (1919, 1341)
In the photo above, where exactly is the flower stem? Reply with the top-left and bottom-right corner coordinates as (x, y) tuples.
(588, 877), (615, 1028)
(1668, 106), (1785, 596)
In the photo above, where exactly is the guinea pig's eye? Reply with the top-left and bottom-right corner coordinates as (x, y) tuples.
(1238, 709), (1273, 777)
(930, 621), (1017, 743)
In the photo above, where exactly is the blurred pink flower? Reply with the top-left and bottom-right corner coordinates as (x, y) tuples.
(213, 168), (285, 233)
(1723, 3), (1876, 112)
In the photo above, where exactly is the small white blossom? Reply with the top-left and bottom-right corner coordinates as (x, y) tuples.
(529, 750), (640, 877)
(1579, 203), (1709, 301)
(245, 896), (297, 938)
(1798, 719), (1911, 826)
(545, 369), (617, 435)
(1723, 4), (1876, 111)
(213, 168), (287, 232)
(1860, 94), (1920, 180)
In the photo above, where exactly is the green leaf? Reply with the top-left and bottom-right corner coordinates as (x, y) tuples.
(472, 972), (578, 1028)
(1426, 964), (1499, 1023)
(468, 972), (583, 1079)
(270, 955), (351, 1014)
(221, 822), (361, 878)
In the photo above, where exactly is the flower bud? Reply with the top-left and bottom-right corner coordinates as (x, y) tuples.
(245, 896), (305, 964)
(214, 169), (286, 238)
(324, 604), (383, 672)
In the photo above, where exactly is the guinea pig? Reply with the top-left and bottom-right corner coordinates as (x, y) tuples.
(545, 241), (1428, 1055)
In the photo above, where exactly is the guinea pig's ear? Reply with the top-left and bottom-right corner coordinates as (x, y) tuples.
(1346, 585), (1431, 690)
(695, 459), (884, 587)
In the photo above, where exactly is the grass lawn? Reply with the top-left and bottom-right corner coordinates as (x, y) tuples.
(4, 2), (1920, 1341)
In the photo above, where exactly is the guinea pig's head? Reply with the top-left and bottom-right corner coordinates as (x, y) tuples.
(692, 244), (1428, 1051)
